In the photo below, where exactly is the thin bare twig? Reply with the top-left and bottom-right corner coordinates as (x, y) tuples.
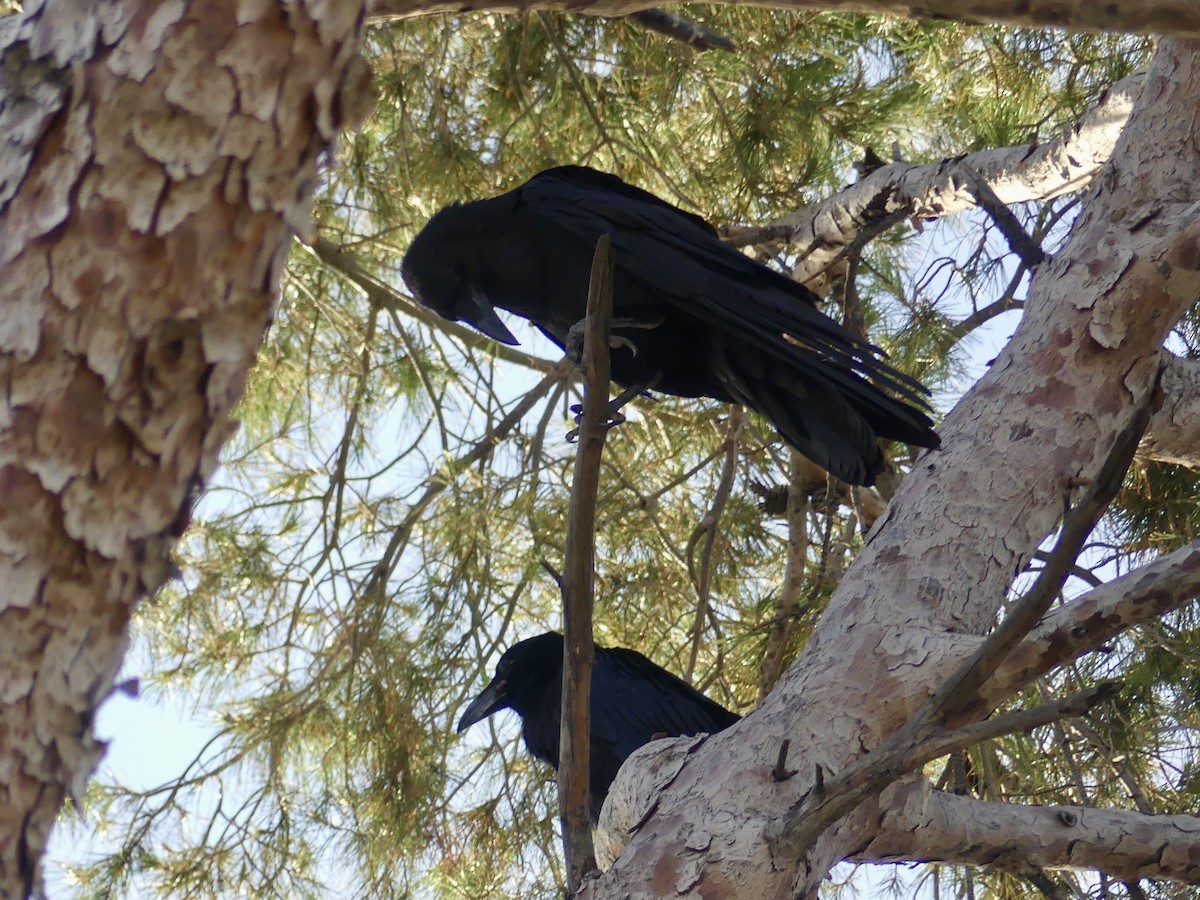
(559, 234), (615, 889)
(361, 358), (573, 605)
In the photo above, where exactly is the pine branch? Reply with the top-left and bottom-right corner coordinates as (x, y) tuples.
(781, 74), (1141, 285)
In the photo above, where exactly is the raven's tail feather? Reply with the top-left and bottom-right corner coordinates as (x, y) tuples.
(716, 338), (937, 486)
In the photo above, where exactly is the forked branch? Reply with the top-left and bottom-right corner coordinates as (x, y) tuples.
(767, 388), (1157, 865)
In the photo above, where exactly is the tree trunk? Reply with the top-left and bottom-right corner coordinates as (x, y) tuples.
(0, 1), (367, 894)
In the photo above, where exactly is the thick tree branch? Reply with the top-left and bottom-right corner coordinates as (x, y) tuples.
(976, 540), (1200, 711)
(862, 779), (1200, 885)
(765, 386), (1152, 875)
(931, 400), (1153, 722)
(784, 74), (1141, 287)
(560, 235), (615, 888)
(368, 0), (1200, 38)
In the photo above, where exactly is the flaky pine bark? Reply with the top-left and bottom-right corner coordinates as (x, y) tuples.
(0, 0), (367, 894)
(860, 777), (1200, 880)
(589, 37), (1200, 897)
(368, 0), (1200, 35)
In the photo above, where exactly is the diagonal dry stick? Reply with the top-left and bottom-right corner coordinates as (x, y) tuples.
(560, 234), (615, 890)
(957, 162), (1047, 270)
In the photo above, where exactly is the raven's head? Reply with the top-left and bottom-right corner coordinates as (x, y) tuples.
(456, 632), (562, 732)
(402, 205), (519, 346)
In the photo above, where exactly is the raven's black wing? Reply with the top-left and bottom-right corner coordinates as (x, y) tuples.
(519, 169), (929, 403)
(534, 166), (721, 239)
(590, 646), (739, 768)
(516, 169), (938, 481)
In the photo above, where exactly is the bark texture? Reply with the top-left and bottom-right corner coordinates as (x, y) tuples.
(861, 777), (1200, 881)
(588, 37), (1200, 897)
(368, 0), (1200, 35)
(0, 1), (367, 894)
(1141, 353), (1200, 467)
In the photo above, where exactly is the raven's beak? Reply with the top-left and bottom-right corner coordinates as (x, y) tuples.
(457, 288), (519, 346)
(456, 678), (507, 732)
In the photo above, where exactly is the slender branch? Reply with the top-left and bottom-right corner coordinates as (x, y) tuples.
(684, 405), (743, 680)
(957, 162), (1047, 270)
(559, 234), (614, 889)
(305, 236), (559, 375)
(757, 449), (811, 700)
(976, 539), (1200, 711)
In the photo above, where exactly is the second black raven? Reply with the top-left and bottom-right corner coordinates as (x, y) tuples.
(402, 166), (940, 486)
(456, 631), (739, 822)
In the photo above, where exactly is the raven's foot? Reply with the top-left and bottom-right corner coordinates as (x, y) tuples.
(565, 316), (666, 364)
(566, 377), (661, 443)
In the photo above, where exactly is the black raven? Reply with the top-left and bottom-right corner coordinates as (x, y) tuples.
(456, 631), (739, 821)
(402, 166), (940, 485)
